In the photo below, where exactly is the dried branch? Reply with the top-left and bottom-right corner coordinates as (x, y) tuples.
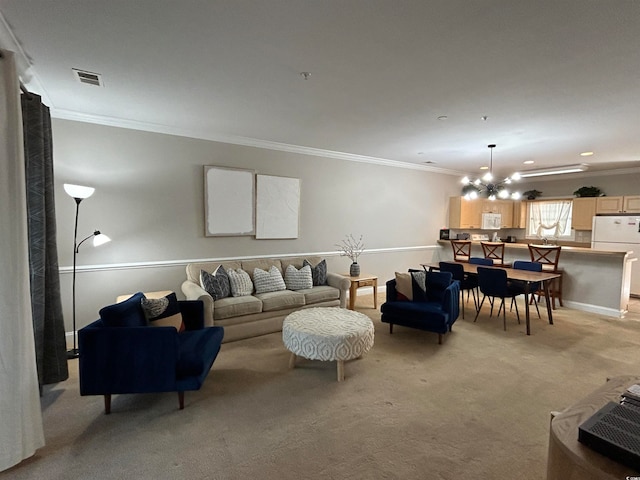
(335, 234), (365, 263)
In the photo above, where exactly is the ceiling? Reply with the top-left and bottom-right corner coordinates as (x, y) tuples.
(1, 0), (640, 178)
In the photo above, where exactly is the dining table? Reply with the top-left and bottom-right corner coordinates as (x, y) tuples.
(421, 262), (562, 335)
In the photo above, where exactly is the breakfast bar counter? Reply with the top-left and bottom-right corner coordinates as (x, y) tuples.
(435, 240), (635, 317)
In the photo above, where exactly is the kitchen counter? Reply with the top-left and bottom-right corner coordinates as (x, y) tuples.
(436, 240), (635, 317)
(436, 240), (631, 256)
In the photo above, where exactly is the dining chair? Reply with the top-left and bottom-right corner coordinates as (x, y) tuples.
(528, 244), (563, 309)
(469, 257), (494, 266)
(439, 261), (478, 319)
(474, 267), (521, 331)
(450, 239), (472, 262)
(480, 241), (507, 266)
(510, 260), (542, 319)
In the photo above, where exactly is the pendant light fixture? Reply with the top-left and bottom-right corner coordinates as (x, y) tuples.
(461, 144), (521, 201)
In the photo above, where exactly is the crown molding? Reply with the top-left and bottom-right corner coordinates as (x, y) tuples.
(51, 107), (462, 175)
(0, 11), (52, 104)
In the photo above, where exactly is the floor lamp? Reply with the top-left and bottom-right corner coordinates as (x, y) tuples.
(64, 183), (111, 359)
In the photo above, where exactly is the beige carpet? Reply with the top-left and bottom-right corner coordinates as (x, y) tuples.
(4, 295), (640, 480)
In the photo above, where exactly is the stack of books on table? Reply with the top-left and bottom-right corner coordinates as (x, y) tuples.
(620, 384), (640, 410)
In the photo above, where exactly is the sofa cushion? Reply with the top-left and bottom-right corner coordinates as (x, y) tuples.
(141, 292), (185, 332)
(395, 272), (413, 300)
(200, 265), (231, 300)
(299, 285), (340, 304)
(253, 266), (287, 294)
(99, 291), (147, 327)
(213, 295), (263, 320)
(254, 290), (305, 312)
(228, 268), (254, 297)
(284, 264), (313, 291)
(304, 258), (327, 286)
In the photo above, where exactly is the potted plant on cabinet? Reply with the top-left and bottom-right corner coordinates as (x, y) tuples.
(573, 186), (602, 197)
(523, 189), (542, 200)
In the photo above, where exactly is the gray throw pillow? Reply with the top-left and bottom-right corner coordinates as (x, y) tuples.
(284, 264), (313, 291)
(200, 265), (231, 300)
(303, 259), (327, 286)
(253, 266), (287, 294)
(227, 268), (254, 297)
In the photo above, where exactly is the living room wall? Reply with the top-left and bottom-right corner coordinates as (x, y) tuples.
(52, 119), (461, 334)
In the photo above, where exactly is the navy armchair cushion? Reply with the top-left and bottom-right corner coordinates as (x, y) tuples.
(99, 291), (147, 327)
(425, 271), (453, 302)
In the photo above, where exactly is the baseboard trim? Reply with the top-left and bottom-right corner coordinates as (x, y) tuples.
(561, 299), (627, 318)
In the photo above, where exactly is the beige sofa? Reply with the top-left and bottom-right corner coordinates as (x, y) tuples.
(181, 256), (350, 342)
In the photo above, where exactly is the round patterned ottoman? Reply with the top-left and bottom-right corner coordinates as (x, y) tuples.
(282, 307), (375, 381)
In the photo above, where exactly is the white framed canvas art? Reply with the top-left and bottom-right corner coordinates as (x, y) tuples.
(255, 174), (300, 239)
(204, 166), (255, 236)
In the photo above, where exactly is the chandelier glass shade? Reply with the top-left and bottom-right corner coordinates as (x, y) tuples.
(461, 144), (521, 201)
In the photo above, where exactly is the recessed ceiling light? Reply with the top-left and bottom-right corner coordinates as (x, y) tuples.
(299, 72), (311, 80)
(481, 116), (488, 121)
(437, 115), (448, 120)
(580, 151), (594, 156)
(523, 160), (534, 165)
(480, 166), (489, 170)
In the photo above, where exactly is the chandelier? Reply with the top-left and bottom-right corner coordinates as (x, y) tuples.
(461, 144), (521, 200)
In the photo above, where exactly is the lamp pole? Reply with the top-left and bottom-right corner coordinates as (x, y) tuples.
(67, 197), (82, 359)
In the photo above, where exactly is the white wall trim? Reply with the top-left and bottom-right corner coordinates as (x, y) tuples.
(562, 299), (625, 318)
(58, 245), (439, 274)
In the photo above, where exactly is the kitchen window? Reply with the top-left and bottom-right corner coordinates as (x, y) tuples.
(526, 200), (574, 240)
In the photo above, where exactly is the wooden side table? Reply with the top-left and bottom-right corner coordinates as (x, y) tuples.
(343, 274), (378, 310)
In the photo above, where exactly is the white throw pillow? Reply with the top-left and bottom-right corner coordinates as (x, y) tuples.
(253, 266), (287, 294)
(284, 264), (313, 291)
(227, 268), (254, 297)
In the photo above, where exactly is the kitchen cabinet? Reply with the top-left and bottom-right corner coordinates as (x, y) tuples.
(449, 197), (514, 229)
(571, 197), (597, 230)
(449, 196), (482, 229)
(512, 201), (528, 229)
(481, 199), (514, 228)
(596, 195), (640, 214)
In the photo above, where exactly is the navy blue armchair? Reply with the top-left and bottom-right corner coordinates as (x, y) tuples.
(381, 271), (460, 344)
(79, 293), (224, 414)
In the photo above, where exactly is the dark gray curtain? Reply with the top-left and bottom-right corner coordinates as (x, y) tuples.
(22, 92), (68, 385)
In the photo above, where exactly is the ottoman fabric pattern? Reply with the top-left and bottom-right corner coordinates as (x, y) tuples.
(282, 307), (374, 362)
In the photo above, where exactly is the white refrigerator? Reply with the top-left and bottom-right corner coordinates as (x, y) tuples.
(591, 216), (640, 296)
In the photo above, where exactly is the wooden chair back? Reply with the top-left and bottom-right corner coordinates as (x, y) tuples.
(528, 244), (562, 271)
(481, 241), (505, 264)
(450, 240), (472, 262)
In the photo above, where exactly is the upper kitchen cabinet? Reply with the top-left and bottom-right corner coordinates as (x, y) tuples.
(596, 195), (640, 214)
(481, 199), (514, 228)
(512, 200), (527, 229)
(449, 196), (482, 229)
(449, 197), (515, 229)
(572, 197), (597, 230)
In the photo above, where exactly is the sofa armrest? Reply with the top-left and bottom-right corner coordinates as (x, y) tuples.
(181, 280), (214, 327)
(327, 272), (350, 308)
(442, 282), (461, 320)
(78, 321), (179, 395)
(385, 279), (398, 303)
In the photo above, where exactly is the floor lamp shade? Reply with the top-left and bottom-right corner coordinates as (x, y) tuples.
(65, 184), (109, 359)
(64, 183), (94, 199)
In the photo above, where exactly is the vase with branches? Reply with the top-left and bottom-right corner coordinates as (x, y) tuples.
(336, 234), (365, 276)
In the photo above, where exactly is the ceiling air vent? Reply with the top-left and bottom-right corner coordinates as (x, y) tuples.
(72, 68), (103, 87)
